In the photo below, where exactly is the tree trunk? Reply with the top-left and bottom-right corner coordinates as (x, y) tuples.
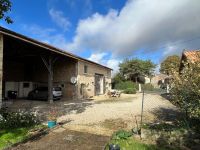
(139, 84), (142, 92)
(41, 55), (56, 104)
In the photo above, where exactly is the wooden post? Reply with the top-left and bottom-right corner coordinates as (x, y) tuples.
(48, 55), (53, 104)
(41, 55), (57, 104)
(0, 34), (3, 108)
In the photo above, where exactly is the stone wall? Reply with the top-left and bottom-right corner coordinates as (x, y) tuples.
(77, 60), (111, 99)
(53, 58), (77, 99)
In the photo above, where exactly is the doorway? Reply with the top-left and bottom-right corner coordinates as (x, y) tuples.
(95, 74), (104, 95)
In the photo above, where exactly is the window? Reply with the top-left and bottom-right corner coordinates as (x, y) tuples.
(84, 65), (88, 74)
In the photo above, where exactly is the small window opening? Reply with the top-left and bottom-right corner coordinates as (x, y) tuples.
(84, 65), (88, 74)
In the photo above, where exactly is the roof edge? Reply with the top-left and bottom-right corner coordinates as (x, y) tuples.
(0, 26), (112, 70)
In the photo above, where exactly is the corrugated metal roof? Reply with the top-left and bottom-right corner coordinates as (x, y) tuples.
(0, 26), (112, 70)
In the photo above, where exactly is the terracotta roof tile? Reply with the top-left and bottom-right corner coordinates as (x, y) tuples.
(183, 50), (200, 62)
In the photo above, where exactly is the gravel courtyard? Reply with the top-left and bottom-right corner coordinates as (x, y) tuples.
(8, 92), (180, 150)
(58, 92), (179, 135)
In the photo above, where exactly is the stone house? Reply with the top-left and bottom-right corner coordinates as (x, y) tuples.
(0, 26), (112, 104)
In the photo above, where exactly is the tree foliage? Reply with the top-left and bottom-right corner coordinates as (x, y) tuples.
(119, 58), (156, 81)
(170, 59), (200, 119)
(112, 72), (125, 85)
(0, 0), (13, 24)
(160, 55), (180, 75)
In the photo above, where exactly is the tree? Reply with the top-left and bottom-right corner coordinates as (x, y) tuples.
(170, 60), (200, 119)
(112, 72), (124, 84)
(160, 55), (180, 75)
(0, 0), (13, 24)
(119, 58), (156, 83)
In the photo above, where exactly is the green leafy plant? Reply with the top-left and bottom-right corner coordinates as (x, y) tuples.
(105, 130), (162, 150)
(170, 61), (200, 119)
(112, 130), (133, 140)
(0, 0), (13, 23)
(0, 108), (39, 129)
(123, 88), (137, 94)
(160, 55), (181, 75)
(141, 83), (154, 91)
(115, 81), (136, 90)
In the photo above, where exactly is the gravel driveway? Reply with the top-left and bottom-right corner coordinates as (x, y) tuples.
(58, 92), (178, 135)
(9, 92), (179, 150)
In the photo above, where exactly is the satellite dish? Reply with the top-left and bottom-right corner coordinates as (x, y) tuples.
(70, 77), (77, 84)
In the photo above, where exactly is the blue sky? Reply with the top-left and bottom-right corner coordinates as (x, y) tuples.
(1, 0), (200, 74)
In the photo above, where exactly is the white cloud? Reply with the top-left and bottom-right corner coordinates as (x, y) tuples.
(67, 0), (200, 58)
(106, 58), (121, 75)
(21, 24), (71, 51)
(49, 8), (71, 31)
(88, 52), (121, 74)
(88, 52), (107, 63)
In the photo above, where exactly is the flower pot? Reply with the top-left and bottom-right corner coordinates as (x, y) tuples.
(48, 120), (57, 128)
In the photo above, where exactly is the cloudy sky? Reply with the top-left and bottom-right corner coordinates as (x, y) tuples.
(1, 0), (200, 73)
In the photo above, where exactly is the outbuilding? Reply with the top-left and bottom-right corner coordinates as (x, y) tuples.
(0, 27), (112, 104)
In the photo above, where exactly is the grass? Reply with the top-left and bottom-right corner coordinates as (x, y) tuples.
(100, 118), (128, 130)
(0, 127), (30, 149)
(0, 125), (47, 150)
(105, 129), (166, 150)
(141, 121), (200, 150)
(105, 137), (165, 150)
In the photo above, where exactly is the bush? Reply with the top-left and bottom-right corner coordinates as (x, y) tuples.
(0, 108), (39, 129)
(105, 130), (159, 150)
(141, 83), (154, 91)
(112, 130), (133, 140)
(115, 81), (136, 90)
(171, 61), (200, 119)
(123, 88), (136, 94)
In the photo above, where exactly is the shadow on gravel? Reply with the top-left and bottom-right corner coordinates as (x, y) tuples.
(144, 107), (200, 150)
(151, 107), (182, 122)
(4, 100), (94, 122)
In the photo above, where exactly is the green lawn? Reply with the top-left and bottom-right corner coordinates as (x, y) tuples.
(0, 125), (47, 150)
(0, 127), (30, 149)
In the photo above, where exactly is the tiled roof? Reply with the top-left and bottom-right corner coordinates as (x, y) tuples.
(183, 50), (200, 62)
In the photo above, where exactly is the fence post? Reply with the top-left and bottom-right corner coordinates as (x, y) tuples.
(140, 90), (145, 138)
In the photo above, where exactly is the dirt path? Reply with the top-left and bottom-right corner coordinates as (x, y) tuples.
(10, 128), (110, 150)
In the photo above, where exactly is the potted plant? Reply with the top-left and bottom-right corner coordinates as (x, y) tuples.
(47, 108), (58, 128)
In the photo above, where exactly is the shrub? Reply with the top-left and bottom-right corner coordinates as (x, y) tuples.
(112, 130), (133, 140)
(141, 83), (154, 91)
(115, 81), (136, 90)
(170, 60), (200, 119)
(0, 108), (39, 129)
(123, 88), (136, 94)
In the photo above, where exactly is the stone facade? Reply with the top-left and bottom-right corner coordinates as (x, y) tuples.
(0, 29), (112, 101)
(77, 60), (111, 99)
(53, 58), (77, 99)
